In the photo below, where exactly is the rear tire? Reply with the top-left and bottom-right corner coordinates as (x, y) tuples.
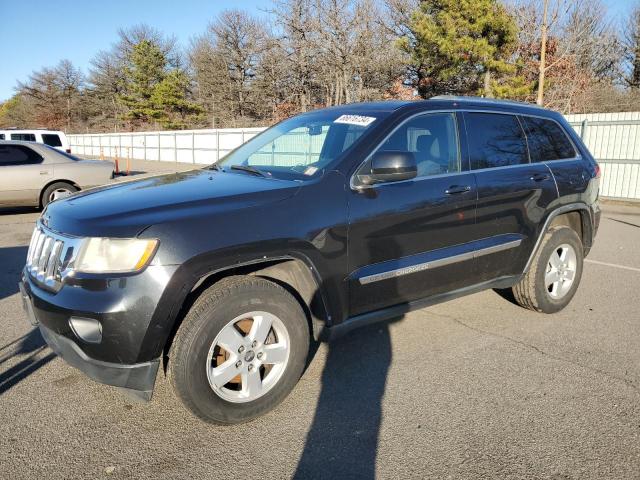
(512, 226), (583, 313)
(41, 182), (78, 208)
(169, 275), (310, 424)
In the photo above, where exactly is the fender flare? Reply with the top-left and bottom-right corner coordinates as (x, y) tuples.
(523, 202), (593, 273)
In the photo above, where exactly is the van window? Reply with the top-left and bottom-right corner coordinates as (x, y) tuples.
(465, 113), (528, 169)
(521, 116), (576, 161)
(374, 112), (460, 177)
(42, 133), (63, 147)
(0, 134), (4, 140)
(0, 145), (43, 166)
(11, 133), (36, 142)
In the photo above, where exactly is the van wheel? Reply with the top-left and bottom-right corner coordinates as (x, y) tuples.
(41, 182), (77, 207)
(169, 275), (310, 424)
(512, 226), (583, 313)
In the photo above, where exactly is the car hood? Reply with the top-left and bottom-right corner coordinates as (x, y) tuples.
(42, 169), (301, 237)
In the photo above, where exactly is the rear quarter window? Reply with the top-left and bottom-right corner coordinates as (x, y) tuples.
(41, 133), (63, 147)
(522, 116), (576, 162)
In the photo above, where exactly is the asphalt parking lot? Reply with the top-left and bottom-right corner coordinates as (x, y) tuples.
(0, 202), (639, 480)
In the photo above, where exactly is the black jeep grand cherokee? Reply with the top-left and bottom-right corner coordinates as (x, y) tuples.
(20, 97), (600, 424)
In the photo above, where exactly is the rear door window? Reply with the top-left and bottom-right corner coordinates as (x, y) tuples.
(41, 133), (63, 147)
(10, 133), (36, 142)
(465, 113), (529, 170)
(521, 116), (576, 161)
(0, 145), (43, 166)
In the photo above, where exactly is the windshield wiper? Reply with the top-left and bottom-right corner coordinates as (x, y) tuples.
(207, 163), (221, 171)
(230, 165), (269, 177)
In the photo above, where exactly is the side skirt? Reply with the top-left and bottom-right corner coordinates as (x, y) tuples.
(321, 274), (523, 341)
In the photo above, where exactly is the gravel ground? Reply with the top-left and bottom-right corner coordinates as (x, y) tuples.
(0, 202), (638, 480)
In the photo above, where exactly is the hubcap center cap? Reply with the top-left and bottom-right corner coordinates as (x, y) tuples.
(244, 350), (255, 362)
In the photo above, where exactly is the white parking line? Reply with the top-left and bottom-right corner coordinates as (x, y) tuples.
(585, 259), (640, 273)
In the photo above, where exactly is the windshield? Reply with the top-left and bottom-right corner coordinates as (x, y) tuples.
(216, 111), (383, 179)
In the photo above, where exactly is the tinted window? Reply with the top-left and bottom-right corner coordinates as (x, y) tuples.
(522, 116), (576, 161)
(466, 113), (528, 169)
(10, 133), (36, 142)
(0, 145), (43, 166)
(0, 134), (4, 140)
(42, 133), (62, 147)
(375, 112), (460, 177)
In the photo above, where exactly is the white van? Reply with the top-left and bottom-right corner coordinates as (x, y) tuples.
(0, 129), (70, 153)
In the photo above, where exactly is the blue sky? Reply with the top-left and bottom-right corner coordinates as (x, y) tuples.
(0, 0), (635, 102)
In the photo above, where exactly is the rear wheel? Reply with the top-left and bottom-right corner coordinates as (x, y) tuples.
(512, 226), (583, 313)
(169, 276), (310, 424)
(41, 182), (78, 207)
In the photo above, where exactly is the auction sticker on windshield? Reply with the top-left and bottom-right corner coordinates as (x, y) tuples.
(334, 115), (376, 127)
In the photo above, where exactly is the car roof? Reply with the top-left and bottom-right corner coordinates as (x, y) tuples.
(300, 96), (556, 118)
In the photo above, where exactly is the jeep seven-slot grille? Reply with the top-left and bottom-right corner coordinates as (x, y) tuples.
(25, 226), (68, 290)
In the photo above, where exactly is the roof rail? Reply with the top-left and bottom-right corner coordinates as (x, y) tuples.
(430, 95), (536, 107)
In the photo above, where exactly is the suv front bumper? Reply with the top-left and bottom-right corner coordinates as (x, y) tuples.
(18, 264), (178, 400)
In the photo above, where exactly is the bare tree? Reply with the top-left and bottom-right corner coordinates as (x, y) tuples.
(623, 3), (640, 88)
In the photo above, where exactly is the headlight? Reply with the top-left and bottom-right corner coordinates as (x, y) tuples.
(74, 238), (158, 273)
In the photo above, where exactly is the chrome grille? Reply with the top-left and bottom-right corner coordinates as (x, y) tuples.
(26, 224), (77, 291)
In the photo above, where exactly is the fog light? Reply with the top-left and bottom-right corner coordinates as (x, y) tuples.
(69, 317), (102, 344)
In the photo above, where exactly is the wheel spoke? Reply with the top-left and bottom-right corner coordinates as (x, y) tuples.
(242, 369), (262, 397)
(564, 269), (575, 281)
(211, 358), (240, 388)
(549, 250), (562, 269)
(545, 269), (561, 287)
(248, 314), (273, 345)
(262, 343), (288, 364)
(216, 326), (244, 353)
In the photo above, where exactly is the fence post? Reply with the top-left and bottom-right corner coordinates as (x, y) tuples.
(174, 132), (178, 171)
(158, 133), (161, 162)
(216, 130), (220, 161)
(580, 119), (589, 140)
(192, 131), (195, 164)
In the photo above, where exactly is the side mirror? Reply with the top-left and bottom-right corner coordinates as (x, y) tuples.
(359, 151), (417, 186)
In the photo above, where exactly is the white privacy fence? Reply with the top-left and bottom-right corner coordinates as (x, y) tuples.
(565, 112), (640, 200)
(67, 128), (267, 165)
(68, 111), (640, 200)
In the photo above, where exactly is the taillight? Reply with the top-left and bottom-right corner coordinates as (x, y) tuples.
(594, 163), (601, 178)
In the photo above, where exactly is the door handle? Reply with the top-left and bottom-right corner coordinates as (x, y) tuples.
(530, 173), (550, 182)
(445, 185), (471, 195)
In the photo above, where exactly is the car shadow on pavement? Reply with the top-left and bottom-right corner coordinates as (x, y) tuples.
(293, 317), (403, 479)
(0, 328), (55, 395)
(0, 206), (39, 216)
(0, 246), (28, 300)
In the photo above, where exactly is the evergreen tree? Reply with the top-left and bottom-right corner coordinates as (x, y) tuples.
(398, 0), (525, 98)
(150, 70), (203, 128)
(119, 40), (167, 126)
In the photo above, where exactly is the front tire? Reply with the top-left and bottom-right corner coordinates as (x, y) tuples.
(169, 275), (310, 424)
(512, 226), (584, 313)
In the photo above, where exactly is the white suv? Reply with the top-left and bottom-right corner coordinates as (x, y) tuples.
(0, 129), (71, 153)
